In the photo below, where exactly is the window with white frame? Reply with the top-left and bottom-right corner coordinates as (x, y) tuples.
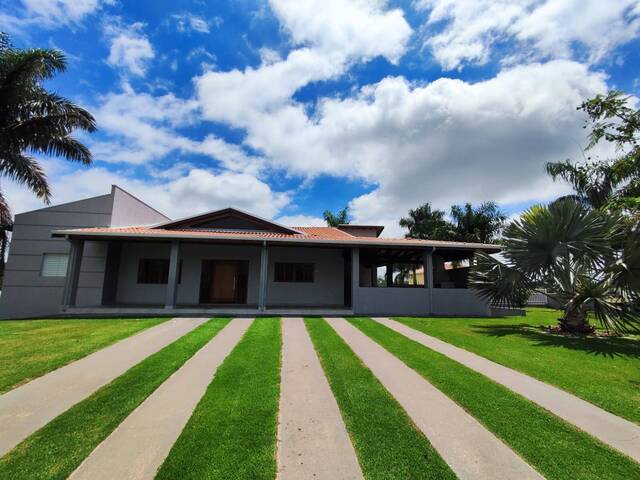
(41, 253), (69, 277)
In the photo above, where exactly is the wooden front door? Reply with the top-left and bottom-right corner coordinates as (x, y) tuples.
(199, 260), (248, 304)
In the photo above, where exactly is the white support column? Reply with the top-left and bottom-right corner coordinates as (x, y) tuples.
(258, 241), (269, 311)
(62, 238), (84, 309)
(425, 247), (434, 315)
(165, 240), (180, 309)
(351, 247), (359, 313)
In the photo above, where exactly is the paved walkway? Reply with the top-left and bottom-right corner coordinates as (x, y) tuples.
(328, 318), (543, 480)
(70, 318), (252, 480)
(0, 317), (207, 457)
(277, 318), (363, 480)
(375, 317), (640, 463)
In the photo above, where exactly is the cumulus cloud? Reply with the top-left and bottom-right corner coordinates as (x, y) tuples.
(198, 56), (609, 235)
(105, 21), (155, 76)
(197, 0), (412, 125)
(89, 84), (265, 174)
(4, 160), (290, 220)
(415, 0), (640, 70)
(275, 214), (326, 227)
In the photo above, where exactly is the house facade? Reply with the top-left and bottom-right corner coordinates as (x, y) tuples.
(0, 186), (502, 319)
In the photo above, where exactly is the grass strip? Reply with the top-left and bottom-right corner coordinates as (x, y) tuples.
(305, 318), (456, 480)
(0, 318), (229, 480)
(350, 317), (640, 480)
(156, 318), (281, 480)
(395, 310), (640, 425)
(0, 317), (167, 393)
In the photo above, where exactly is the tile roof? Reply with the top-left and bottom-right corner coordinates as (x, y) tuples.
(51, 225), (501, 251)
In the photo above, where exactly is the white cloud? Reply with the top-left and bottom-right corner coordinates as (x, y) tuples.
(4, 160), (290, 220)
(105, 21), (155, 76)
(416, 0), (640, 70)
(197, 0), (412, 125)
(89, 84), (266, 175)
(170, 13), (220, 34)
(275, 214), (325, 227)
(1, 0), (113, 32)
(199, 57), (610, 235)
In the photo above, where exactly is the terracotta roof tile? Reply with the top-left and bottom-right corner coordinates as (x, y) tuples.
(51, 225), (501, 251)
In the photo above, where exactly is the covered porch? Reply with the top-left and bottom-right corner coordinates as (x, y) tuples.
(59, 236), (496, 317)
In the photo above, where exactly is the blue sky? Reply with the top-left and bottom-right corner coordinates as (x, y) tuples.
(2, 0), (639, 234)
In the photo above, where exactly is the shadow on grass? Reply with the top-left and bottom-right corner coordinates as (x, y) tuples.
(472, 323), (640, 359)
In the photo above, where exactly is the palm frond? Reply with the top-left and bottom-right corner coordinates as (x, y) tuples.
(0, 152), (50, 201)
(468, 251), (534, 307)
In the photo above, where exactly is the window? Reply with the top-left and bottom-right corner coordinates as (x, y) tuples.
(359, 249), (426, 288)
(41, 253), (69, 277)
(137, 259), (182, 284)
(274, 262), (314, 283)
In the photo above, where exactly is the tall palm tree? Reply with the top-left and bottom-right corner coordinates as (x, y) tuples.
(324, 206), (350, 227)
(469, 198), (639, 334)
(0, 33), (96, 222)
(450, 201), (506, 244)
(399, 203), (454, 240)
(544, 160), (618, 210)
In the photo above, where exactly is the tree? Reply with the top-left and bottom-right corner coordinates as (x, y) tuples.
(0, 34), (96, 222)
(400, 202), (505, 243)
(450, 201), (506, 244)
(545, 90), (640, 215)
(323, 206), (350, 227)
(399, 203), (453, 240)
(469, 198), (639, 334)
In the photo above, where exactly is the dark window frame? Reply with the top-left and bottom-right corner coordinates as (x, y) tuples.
(137, 258), (182, 284)
(274, 262), (315, 283)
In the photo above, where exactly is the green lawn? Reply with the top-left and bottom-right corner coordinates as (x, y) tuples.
(394, 308), (640, 424)
(156, 318), (281, 480)
(0, 318), (230, 480)
(306, 318), (456, 480)
(0, 317), (167, 393)
(351, 317), (640, 480)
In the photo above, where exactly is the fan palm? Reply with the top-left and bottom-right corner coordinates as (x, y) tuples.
(0, 34), (96, 222)
(469, 199), (639, 334)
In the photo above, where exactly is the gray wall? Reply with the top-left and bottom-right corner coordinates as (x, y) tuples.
(0, 194), (113, 319)
(114, 242), (262, 306)
(431, 289), (491, 316)
(355, 287), (430, 315)
(0, 186), (174, 319)
(266, 246), (345, 307)
(113, 243), (345, 307)
(109, 186), (169, 227)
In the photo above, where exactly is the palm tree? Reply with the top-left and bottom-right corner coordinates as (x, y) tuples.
(469, 198), (639, 334)
(324, 206), (350, 227)
(0, 33), (96, 222)
(399, 203), (454, 240)
(450, 201), (506, 244)
(544, 160), (619, 210)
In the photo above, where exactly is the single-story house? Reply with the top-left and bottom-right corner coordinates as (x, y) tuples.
(0, 186), (502, 319)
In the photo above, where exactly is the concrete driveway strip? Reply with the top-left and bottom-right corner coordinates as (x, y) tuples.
(277, 317), (363, 480)
(327, 318), (543, 480)
(69, 317), (252, 480)
(374, 317), (640, 463)
(0, 317), (207, 457)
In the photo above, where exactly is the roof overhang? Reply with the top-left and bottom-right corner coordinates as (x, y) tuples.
(51, 228), (502, 252)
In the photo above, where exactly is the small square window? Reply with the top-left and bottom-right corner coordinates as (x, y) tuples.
(41, 253), (69, 277)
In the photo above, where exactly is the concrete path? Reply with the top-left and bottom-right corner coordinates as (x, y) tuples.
(277, 318), (363, 480)
(0, 317), (207, 457)
(70, 318), (252, 480)
(375, 317), (640, 463)
(328, 318), (543, 480)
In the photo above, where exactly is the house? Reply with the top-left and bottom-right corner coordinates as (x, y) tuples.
(0, 186), (502, 319)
